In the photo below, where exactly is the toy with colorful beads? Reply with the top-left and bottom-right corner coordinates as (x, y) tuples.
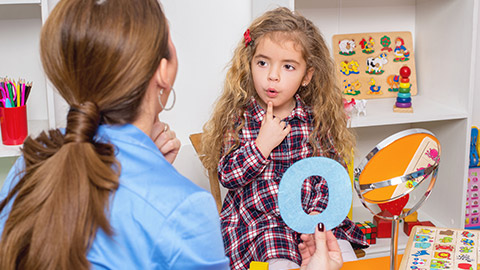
(393, 66), (413, 113)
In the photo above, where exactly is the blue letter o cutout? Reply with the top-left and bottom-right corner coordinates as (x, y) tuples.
(278, 157), (352, 234)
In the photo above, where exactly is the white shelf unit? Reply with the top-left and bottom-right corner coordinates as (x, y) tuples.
(0, 0), (56, 157)
(253, 0), (477, 259)
(0, 1), (40, 5)
(296, 0), (476, 259)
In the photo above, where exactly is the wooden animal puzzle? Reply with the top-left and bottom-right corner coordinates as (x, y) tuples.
(332, 31), (417, 100)
(400, 226), (480, 269)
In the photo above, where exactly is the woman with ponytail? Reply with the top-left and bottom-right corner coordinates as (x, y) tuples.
(0, 0), (229, 269)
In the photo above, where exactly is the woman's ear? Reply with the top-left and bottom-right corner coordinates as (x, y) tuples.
(153, 58), (170, 89)
(154, 41), (178, 89)
(303, 67), (314, 86)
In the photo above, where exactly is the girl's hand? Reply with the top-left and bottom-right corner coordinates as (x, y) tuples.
(151, 120), (181, 164)
(255, 101), (291, 157)
(299, 223), (343, 270)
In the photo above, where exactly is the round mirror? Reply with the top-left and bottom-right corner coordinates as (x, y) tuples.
(354, 128), (440, 220)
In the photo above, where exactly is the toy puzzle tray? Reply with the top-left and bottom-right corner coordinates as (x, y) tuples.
(399, 226), (479, 269)
(332, 31), (417, 100)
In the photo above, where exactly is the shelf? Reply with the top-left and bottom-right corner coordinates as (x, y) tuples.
(363, 235), (409, 260)
(0, 119), (48, 158)
(0, 2), (41, 20)
(348, 96), (468, 128)
(0, 0), (40, 4)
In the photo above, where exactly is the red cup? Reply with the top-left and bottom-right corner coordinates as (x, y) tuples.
(0, 105), (28, 145)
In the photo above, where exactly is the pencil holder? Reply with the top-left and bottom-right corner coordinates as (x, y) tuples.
(0, 105), (28, 145)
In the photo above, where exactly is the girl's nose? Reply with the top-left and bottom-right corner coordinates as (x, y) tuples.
(268, 67), (280, 82)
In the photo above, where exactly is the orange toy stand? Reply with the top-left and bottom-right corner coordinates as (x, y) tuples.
(342, 255), (403, 269)
(249, 255), (404, 270)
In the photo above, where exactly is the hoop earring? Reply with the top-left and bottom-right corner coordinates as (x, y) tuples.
(158, 88), (176, 111)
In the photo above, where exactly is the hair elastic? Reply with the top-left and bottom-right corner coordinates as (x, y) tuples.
(244, 29), (253, 47)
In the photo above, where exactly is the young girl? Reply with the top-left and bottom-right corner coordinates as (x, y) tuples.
(201, 7), (367, 269)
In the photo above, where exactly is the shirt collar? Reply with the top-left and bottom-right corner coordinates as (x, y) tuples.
(247, 94), (310, 123)
(97, 123), (159, 153)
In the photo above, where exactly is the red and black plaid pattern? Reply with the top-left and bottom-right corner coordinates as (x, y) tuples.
(219, 95), (368, 270)
(356, 221), (377, 244)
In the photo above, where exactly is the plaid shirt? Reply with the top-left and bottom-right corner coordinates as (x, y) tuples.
(218, 95), (367, 269)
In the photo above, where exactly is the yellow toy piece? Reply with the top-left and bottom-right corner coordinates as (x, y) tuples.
(368, 78), (382, 95)
(249, 261), (268, 270)
(402, 208), (418, 222)
(346, 155), (354, 220)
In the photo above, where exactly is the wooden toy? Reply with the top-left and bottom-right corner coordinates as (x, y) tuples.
(393, 37), (410, 62)
(393, 66), (414, 113)
(380, 35), (393, 52)
(402, 208), (418, 222)
(353, 99), (367, 116)
(470, 127), (479, 167)
(400, 226), (480, 270)
(368, 78), (382, 94)
(386, 74), (400, 92)
(404, 221), (422, 236)
(356, 221), (378, 244)
(249, 261), (268, 270)
(333, 31), (417, 101)
(404, 221), (435, 236)
(420, 221), (435, 227)
(343, 98), (356, 118)
(360, 37), (375, 54)
(343, 79), (361, 95)
(373, 210), (393, 238)
(467, 127), (480, 229)
(466, 167), (480, 229)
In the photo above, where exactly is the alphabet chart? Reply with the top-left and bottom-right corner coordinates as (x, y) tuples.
(399, 226), (480, 269)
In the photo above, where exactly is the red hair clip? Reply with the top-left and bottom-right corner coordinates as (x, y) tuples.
(244, 29), (253, 47)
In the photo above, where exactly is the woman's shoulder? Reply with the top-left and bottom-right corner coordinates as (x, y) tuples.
(116, 155), (214, 219)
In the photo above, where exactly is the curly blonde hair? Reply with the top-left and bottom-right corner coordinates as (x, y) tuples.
(201, 7), (355, 175)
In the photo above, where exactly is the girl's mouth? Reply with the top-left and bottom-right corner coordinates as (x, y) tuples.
(266, 88), (278, 98)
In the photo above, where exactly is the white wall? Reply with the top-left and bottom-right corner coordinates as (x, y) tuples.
(473, 1), (480, 127)
(158, 1), (251, 191)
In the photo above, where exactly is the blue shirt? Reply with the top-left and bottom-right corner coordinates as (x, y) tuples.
(0, 124), (230, 269)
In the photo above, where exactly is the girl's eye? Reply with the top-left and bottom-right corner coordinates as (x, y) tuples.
(284, 64), (295, 70)
(257, 60), (267, 67)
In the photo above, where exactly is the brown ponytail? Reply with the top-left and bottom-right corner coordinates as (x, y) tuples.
(0, 0), (170, 269)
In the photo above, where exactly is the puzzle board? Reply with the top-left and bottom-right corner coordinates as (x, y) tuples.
(332, 31), (417, 100)
(466, 168), (480, 229)
(399, 226), (480, 269)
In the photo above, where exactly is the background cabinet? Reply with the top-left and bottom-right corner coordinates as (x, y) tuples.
(0, 0), (478, 260)
(0, 0), (58, 179)
(293, 0), (476, 258)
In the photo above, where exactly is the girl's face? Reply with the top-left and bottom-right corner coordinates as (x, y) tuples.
(251, 36), (312, 116)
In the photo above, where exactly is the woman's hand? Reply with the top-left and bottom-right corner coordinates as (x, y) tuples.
(255, 101), (291, 157)
(151, 119), (181, 164)
(299, 223), (343, 270)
